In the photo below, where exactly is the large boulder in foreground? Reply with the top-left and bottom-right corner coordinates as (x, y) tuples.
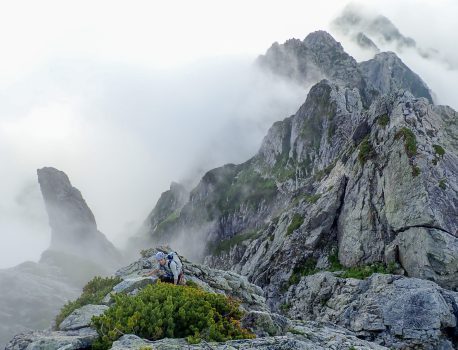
(283, 272), (458, 349)
(110, 321), (388, 350)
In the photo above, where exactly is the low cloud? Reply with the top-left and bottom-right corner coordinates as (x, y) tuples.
(0, 56), (306, 268)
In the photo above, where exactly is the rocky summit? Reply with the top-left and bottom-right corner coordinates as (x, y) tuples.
(5, 27), (458, 350)
(37, 167), (121, 268)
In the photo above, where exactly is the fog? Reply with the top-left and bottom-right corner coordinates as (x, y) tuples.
(1, 0), (458, 268)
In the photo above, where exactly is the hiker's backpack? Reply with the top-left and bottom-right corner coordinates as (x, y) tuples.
(166, 251), (183, 272)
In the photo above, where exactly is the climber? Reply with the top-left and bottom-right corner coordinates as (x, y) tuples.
(145, 251), (185, 285)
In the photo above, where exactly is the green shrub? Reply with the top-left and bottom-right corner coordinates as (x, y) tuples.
(439, 179), (447, 190)
(412, 165), (421, 177)
(55, 276), (122, 328)
(358, 136), (374, 165)
(279, 303), (291, 314)
(341, 262), (396, 279)
(433, 144), (445, 158)
(377, 114), (390, 128)
(91, 283), (254, 349)
(288, 257), (317, 285)
(286, 214), (304, 236)
(305, 193), (321, 204)
(395, 127), (417, 158)
(328, 252), (343, 271)
(208, 229), (262, 255)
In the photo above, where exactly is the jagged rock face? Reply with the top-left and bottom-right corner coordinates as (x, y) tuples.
(37, 167), (121, 267)
(258, 31), (369, 104)
(337, 91), (458, 288)
(283, 272), (458, 350)
(359, 52), (433, 103)
(135, 32), (457, 300)
(128, 182), (189, 253)
(332, 5), (417, 50)
(258, 30), (432, 105)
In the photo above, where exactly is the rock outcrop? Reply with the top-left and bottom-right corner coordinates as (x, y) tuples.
(0, 168), (124, 348)
(283, 272), (458, 349)
(37, 167), (121, 268)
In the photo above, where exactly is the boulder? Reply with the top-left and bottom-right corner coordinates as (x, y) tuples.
(5, 328), (98, 350)
(284, 272), (458, 349)
(59, 304), (109, 331)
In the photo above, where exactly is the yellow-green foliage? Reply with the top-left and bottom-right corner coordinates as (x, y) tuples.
(55, 276), (122, 329)
(377, 114), (390, 128)
(439, 179), (447, 190)
(340, 262), (396, 279)
(286, 214), (304, 236)
(395, 127), (417, 158)
(91, 283), (254, 349)
(358, 136), (374, 165)
(433, 144), (445, 158)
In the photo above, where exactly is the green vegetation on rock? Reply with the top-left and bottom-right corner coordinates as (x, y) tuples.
(91, 283), (254, 349)
(285, 251), (397, 288)
(314, 162), (336, 181)
(154, 211), (180, 240)
(328, 252), (343, 271)
(340, 262), (397, 279)
(412, 165), (421, 177)
(439, 179), (447, 190)
(377, 114), (390, 128)
(358, 136), (374, 165)
(395, 127), (417, 158)
(55, 276), (122, 329)
(286, 213), (304, 236)
(288, 257), (317, 285)
(208, 229), (262, 255)
(218, 168), (277, 215)
(279, 303), (292, 314)
(433, 144), (445, 158)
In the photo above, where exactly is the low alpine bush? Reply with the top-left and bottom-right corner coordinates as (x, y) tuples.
(55, 276), (121, 329)
(91, 282), (254, 349)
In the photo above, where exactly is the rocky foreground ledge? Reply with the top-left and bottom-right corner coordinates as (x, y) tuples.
(7, 250), (458, 350)
(7, 251), (390, 350)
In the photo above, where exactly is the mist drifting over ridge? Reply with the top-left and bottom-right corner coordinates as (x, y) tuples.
(0, 56), (307, 268)
(1, 0), (458, 269)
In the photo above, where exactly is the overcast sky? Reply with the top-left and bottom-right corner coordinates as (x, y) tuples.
(1, 0), (457, 268)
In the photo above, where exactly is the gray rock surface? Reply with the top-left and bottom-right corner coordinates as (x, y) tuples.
(58, 304), (108, 331)
(5, 327), (98, 350)
(112, 276), (157, 294)
(110, 321), (389, 350)
(283, 272), (458, 349)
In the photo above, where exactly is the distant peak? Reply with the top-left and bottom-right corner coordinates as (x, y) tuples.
(303, 30), (343, 51)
